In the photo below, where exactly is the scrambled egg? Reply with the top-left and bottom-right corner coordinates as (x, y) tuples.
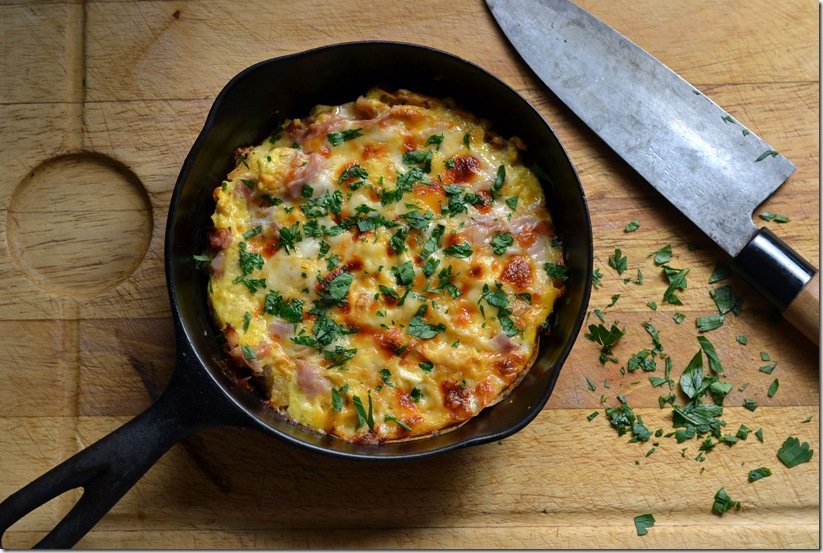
(206, 89), (565, 443)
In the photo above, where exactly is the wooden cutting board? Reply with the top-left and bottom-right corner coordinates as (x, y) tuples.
(0, 0), (818, 548)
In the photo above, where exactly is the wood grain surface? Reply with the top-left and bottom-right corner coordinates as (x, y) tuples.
(0, 0), (818, 549)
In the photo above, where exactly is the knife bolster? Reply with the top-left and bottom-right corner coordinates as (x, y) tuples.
(734, 227), (817, 310)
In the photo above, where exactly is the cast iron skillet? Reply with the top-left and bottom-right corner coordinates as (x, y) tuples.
(0, 42), (592, 548)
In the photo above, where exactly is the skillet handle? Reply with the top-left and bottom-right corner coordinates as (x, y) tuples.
(0, 351), (241, 549)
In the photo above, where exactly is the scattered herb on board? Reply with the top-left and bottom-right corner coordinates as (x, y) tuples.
(592, 268), (603, 289)
(759, 362), (777, 375)
(712, 488), (741, 516)
(624, 220), (640, 233)
(777, 437), (814, 468)
(585, 377), (597, 392)
(736, 334), (748, 345)
(653, 245), (673, 265)
(748, 467), (772, 482)
(708, 263), (731, 283)
(673, 312), (686, 324)
(608, 248), (628, 275)
(696, 313), (725, 332)
(759, 211), (790, 223)
(661, 265), (689, 305)
(587, 411), (599, 422)
(607, 294), (620, 308)
(743, 398), (758, 412)
(646, 301), (657, 311)
(767, 378), (780, 398)
(586, 321), (625, 364)
(710, 285), (743, 315)
(755, 428), (764, 443)
(633, 514), (655, 536)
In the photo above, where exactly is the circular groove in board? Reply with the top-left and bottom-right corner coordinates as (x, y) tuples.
(6, 152), (153, 298)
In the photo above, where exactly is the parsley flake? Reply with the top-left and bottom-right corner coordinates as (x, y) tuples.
(328, 128), (363, 146)
(777, 436), (814, 468)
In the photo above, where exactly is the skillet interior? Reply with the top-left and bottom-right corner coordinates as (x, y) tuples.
(166, 41), (592, 459)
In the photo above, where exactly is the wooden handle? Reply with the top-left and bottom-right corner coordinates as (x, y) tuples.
(783, 271), (820, 344)
(734, 227), (818, 345)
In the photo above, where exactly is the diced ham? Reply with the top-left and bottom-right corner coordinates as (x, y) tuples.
(283, 152), (322, 198)
(209, 227), (232, 250)
(491, 331), (521, 356)
(269, 319), (294, 340)
(295, 360), (330, 398)
(210, 250), (225, 279)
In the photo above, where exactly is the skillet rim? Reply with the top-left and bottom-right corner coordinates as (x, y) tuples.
(164, 40), (593, 460)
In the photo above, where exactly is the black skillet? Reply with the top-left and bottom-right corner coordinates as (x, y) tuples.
(0, 42), (592, 548)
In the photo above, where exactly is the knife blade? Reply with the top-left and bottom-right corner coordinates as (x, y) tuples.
(487, 0), (819, 343)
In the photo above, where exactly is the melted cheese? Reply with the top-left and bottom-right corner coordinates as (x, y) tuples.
(206, 89), (565, 443)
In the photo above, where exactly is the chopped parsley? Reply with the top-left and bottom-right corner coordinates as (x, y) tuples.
(608, 248), (628, 275)
(661, 265), (689, 305)
(425, 134), (444, 148)
(653, 245), (672, 265)
(391, 261), (415, 286)
(491, 232), (514, 255)
(711, 285), (742, 315)
(767, 378), (779, 398)
(777, 436), (814, 468)
(238, 241), (264, 275)
(708, 263), (731, 283)
(748, 467), (772, 482)
(589, 268), (603, 291)
(695, 313), (725, 332)
(712, 488), (741, 516)
(624, 220), (640, 233)
(331, 384), (349, 412)
(673, 312), (686, 324)
(400, 209), (433, 230)
(633, 514), (655, 536)
(743, 398), (758, 412)
(382, 167), (426, 205)
(759, 362), (777, 375)
(736, 334), (748, 345)
(491, 165), (506, 196)
(407, 305), (447, 339)
(586, 321), (625, 364)
(240, 344), (256, 360)
(389, 227), (409, 254)
(759, 211), (790, 223)
(352, 393), (374, 431)
(419, 361), (434, 373)
(278, 222), (302, 254)
(301, 190), (343, 218)
(338, 164), (368, 188)
(327, 128), (363, 146)
(242, 311), (252, 333)
(754, 149), (779, 162)
(192, 254), (210, 269)
(403, 149), (433, 173)
(384, 414), (412, 431)
(544, 262), (569, 283)
(263, 290), (304, 323)
(443, 242), (473, 258)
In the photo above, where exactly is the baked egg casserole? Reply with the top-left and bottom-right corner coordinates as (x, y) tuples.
(205, 89), (566, 444)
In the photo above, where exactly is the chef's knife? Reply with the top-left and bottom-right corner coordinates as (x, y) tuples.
(487, 0), (819, 344)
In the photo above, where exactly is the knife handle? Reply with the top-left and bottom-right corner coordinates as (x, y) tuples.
(734, 227), (819, 345)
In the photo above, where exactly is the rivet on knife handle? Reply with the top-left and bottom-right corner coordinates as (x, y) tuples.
(734, 228), (819, 344)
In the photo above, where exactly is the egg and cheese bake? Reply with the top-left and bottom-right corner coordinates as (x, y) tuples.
(205, 89), (566, 444)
